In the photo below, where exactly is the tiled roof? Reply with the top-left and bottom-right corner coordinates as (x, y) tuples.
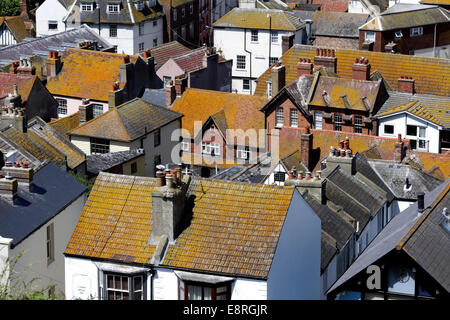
(69, 98), (183, 142)
(87, 149), (144, 174)
(65, 172), (159, 264)
(66, 173), (295, 278)
(407, 150), (450, 179)
(376, 98), (450, 128)
(0, 25), (113, 66)
(158, 0), (194, 8)
(254, 44), (450, 97)
(0, 16), (28, 43)
(312, 12), (370, 38)
(0, 72), (36, 102)
(0, 132), (42, 170)
(170, 47), (227, 73)
(213, 8), (306, 31)
(327, 180), (449, 294)
(311, 0), (348, 12)
(27, 117), (86, 170)
(148, 41), (191, 70)
(65, 1), (164, 25)
(308, 76), (382, 112)
(171, 88), (267, 140)
(420, 0), (450, 4)
(1, 125), (66, 168)
(49, 112), (80, 138)
(360, 5), (450, 31)
(161, 178), (294, 278)
(46, 48), (139, 101)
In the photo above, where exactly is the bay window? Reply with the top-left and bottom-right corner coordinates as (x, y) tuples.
(102, 273), (145, 300)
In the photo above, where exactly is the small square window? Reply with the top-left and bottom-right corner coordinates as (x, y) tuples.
(107, 4), (120, 13)
(91, 138), (110, 154)
(154, 128), (161, 147)
(384, 124), (394, 134)
(269, 57), (278, 66)
(274, 171), (285, 182)
(139, 42), (145, 51)
(56, 98), (67, 115)
(410, 27), (423, 37)
(406, 125), (417, 136)
(131, 162), (137, 174)
(365, 31), (375, 42)
(251, 30), (258, 42)
(48, 21), (58, 30)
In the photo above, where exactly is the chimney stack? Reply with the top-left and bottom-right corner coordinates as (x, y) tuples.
(17, 58), (36, 76)
(9, 61), (19, 74)
(79, 99), (94, 124)
(417, 192), (425, 215)
(1, 160), (34, 192)
(297, 58), (313, 78)
(151, 172), (191, 242)
(394, 133), (404, 163)
(284, 168), (326, 204)
(352, 57), (371, 81)
(270, 61), (286, 96)
(281, 35), (295, 55)
(398, 76), (415, 94)
(325, 137), (355, 175)
(202, 47), (218, 69)
(165, 80), (176, 106)
(120, 55), (133, 84)
(175, 74), (188, 97)
(314, 48), (337, 74)
(46, 50), (62, 78)
(108, 81), (124, 108)
(301, 126), (313, 171)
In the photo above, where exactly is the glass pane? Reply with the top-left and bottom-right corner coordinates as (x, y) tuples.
(114, 276), (120, 290)
(107, 290), (115, 300)
(107, 275), (114, 289)
(216, 286), (227, 294)
(204, 287), (212, 300)
(134, 292), (142, 300)
(122, 277), (129, 291)
(419, 127), (426, 138)
(418, 139), (426, 149)
(406, 125), (417, 136)
(122, 292), (129, 300)
(188, 285), (202, 300)
(134, 276), (142, 291)
(216, 294), (227, 300)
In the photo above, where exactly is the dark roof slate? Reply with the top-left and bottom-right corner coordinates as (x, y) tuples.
(86, 149), (144, 174)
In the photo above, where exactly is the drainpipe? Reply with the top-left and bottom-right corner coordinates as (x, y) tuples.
(244, 28), (252, 94)
(433, 23), (437, 58)
(267, 13), (271, 69)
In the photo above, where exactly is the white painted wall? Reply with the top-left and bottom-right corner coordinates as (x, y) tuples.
(6, 194), (86, 296)
(214, 27), (296, 94)
(152, 268), (179, 300)
(267, 190), (321, 299)
(378, 113), (441, 153)
(54, 96), (108, 118)
(264, 162), (287, 186)
(65, 256), (99, 300)
(36, 0), (70, 36)
(0, 25), (18, 46)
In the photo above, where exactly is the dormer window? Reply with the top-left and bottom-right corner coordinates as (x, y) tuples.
(135, 1), (144, 11)
(81, 3), (94, 11)
(107, 3), (120, 13)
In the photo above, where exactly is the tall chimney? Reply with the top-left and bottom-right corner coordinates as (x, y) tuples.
(165, 80), (176, 106)
(108, 82), (124, 108)
(202, 47), (218, 69)
(281, 34), (295, 55)
(270, 62), (285, 96)
(151, 174), (190, 242)
(417, 192), (425, 215)
(297, 58), (313, 78)
(325, 137), (355, 175)
(314, 48), (337, 74)
(394, 133), (404, 163)
(175, 74), (188, 97)
(120, 55), (133, 84)
(79, 99), (94, 124)
(46, 50), (61, 78)
(352, 57), (371, 81)
(301, 126), (313, 171)
(398, 77), (415, 94)
(1, 161), (34, 191)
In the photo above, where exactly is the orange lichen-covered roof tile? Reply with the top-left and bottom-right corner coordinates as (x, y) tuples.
(254, 45), (450, 97)
(65, 173), (158, 264)
(162, 178), (295, 278)
(46, 48), (139, 102)
(49, 112), (80, 138)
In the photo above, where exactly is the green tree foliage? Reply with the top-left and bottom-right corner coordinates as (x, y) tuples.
(0, 0), (21, 16)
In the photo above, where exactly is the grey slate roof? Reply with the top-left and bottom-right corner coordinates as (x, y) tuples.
(0, 162), (87, 248)
(368, 160), (443, 200)
(311, 12), (370, 38)
(140, 88), (166, 107)
(327, 180), (449, 294)
(0, 25), (113, 65)
(86, 149), (144, 174)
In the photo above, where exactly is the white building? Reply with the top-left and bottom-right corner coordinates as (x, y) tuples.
(0, 162), (87, 297)
(213, 8), (306, 94)
(37, 0), (164, 54)
(64, 172), (322, 300)
(375, 93), (450, 154)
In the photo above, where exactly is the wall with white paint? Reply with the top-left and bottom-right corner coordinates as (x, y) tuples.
(36, 0), (69, 36)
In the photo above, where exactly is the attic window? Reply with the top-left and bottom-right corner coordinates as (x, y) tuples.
(410, 27), (423, 37)
(364, 31), (375, 42)
(107, 4), (120, 13)
(81, 3), (93, 11)
(48, 20), (58, 30)
(395, 30), (403, 39)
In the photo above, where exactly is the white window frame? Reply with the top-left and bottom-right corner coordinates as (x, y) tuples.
(237, 146), (250, 160)
(236, 55), (246, 70)
(290, 109), (298, 127)
(271, 31), (278, 43)
(269, 57), (278, 66)
(267, 80), (272, 98)
(334, 113), (343, 131)
(56, 98), (67, 115)
(365, 31), (375, 42)
(48, 20), (58, 31)
(315, 111), (322, 130)
(410, 27), (423, 37)
(139, 42), (145, 51)
(92, 104), (104, 118)
(251, 30), (258, 42)
(107, 4), (120, 14)
(109, 24), (118, 38)
(243, 79), (250, 91)
(202, 142), (220, 156)
(276, 106), (284, 127)
(80, 3), (93, 12)
(139, 22), (144, 36)
(354, 115), (363, 134)
(181, 141), (190, 152)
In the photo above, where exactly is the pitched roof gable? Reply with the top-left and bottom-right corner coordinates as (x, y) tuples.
(0, 16), (28, 43)
(0, 72), (36, 102)
(254, 45), (450, 97)
(149, 41), (191, 70)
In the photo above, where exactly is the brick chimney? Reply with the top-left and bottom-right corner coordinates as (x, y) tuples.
(19, 0), (30, 20)
(9, 61), (19, 74)
(175, 74), (188, 97)
(398, 76), (415, 94)
(165, 80), (176, 106)
(284, 169), (326, 204)
(79, 99), (94, 124)
(108, 81), (124, 108)
(1, 160), (34, 191)
(270, 61), (286, 96)
(297, 58), (313, 78)
(0, 172), (18, 204)
(46, 50), (62, 78)
(394, 133), (404, 163)
(17, 58), (36, 76)
(281, 34), (295, 55)
(119, 55), (133, 84)
(301, 126), (313, 171)
(142, 49), (157, 79)
(314, 48), (337, 74)
(151, 172), (191, 242)
(352, 57), (371, 81)
(202, 47), (218, 69)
